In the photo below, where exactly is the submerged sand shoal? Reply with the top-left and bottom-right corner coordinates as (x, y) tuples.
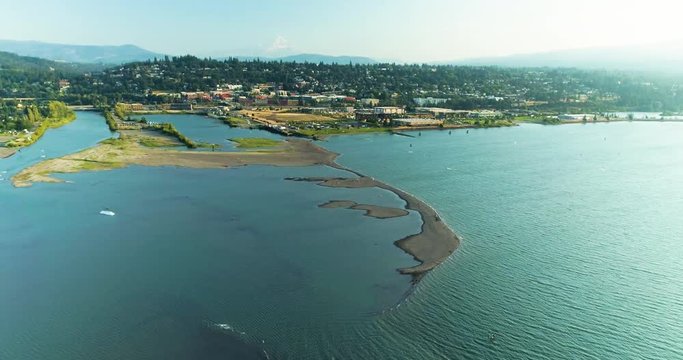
(12, 133), (459, 281)
(319, 200), (409, 219)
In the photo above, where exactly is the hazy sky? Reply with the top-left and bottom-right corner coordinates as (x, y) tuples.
(1, 0), (682, 62)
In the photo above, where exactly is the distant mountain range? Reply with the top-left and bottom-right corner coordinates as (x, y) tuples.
(0, 40), (378, 65)
(0, 40), (164, 64)
(445, 42), (683, 73)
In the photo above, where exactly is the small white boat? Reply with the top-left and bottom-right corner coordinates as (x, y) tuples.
(99, 209), (116, 216)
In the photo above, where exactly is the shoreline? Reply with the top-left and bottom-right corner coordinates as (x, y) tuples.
(525, 118), (683, 126)
(11, 137), (336, 187)
(288, 174), (459, 282)
(4, 109), (77, 149)
(0, 148), (17, 159)
(296, 123), (513, 140)
(12, 133), (460, 282)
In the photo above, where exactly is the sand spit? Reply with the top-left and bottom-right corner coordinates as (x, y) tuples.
(288, 174), (460, 281)
(12, 137), (334, 188)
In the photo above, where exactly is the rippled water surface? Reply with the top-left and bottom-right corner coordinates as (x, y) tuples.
(0, 113), (419, 359)
(322, 121), (683, 359)
(2, 115), (682, 359)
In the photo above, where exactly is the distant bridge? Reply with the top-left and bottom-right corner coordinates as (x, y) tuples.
(68, 105), (97, 111)
(1, 98), (37, 101)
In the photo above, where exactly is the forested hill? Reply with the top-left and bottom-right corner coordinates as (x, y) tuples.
(2, 52), (683, 112)
(64, 55), (683, 112)
(0, 51), (64, 98)
(0, 51), (105, 98)
(0, 51), (104, 74)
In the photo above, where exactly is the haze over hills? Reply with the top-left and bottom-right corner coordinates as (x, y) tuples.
(227, 53), (377, 64)
(0, 40), (164, 64)
(446, 41), (683, 73)
(3, 39), (683, 73)
(273, 53), (377, 64)
(0, 40), (378, 65)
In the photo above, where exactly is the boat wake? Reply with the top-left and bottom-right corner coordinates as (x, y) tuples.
(205, 321), (272, 359)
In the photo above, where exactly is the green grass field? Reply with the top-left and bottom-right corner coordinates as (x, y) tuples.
(296, 127), (390, 137)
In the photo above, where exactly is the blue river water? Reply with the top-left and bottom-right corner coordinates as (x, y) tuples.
(0, 113), (419, 359)
(322, 121), (683, 359)
(142, 114), (282, 151)
(0, 112), (114, 178)
(1, 114), (682, 359)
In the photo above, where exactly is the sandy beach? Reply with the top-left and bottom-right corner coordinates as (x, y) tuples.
(12, 132), (459, 282)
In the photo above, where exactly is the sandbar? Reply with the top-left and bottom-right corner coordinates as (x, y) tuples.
(12, 136), (335, 187)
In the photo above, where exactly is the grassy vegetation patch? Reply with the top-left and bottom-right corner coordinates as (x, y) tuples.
(99, 137), (125, 145)
(158, 123), (198, 148)
(241, 110), (336, 123)
(73, 159), (126, 171)
(229, 137), (283, 148)
(223, 116), (250, 127)
(296, 127), (390, 137)
(138, 136), (179, 148)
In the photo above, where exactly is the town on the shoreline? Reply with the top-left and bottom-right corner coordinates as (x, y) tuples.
(2, 54), (683, 146)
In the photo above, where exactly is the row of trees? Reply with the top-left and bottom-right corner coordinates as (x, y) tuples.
(0, 101), (74, 132)
(61, 56), (683, 112)
(3, 101), (75, 147)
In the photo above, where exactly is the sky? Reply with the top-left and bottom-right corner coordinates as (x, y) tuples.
(1, 0), (682, 62)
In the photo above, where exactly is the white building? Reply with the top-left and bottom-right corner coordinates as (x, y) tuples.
(559, 114), (593, 121)
(359, 98), (380, 106)
(413, 97), (448, 106)
(373, 106), (406, 115)
(416, 107), (456, 118)
(392, 118), (444, 127)
(470, 110), (502, 118)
